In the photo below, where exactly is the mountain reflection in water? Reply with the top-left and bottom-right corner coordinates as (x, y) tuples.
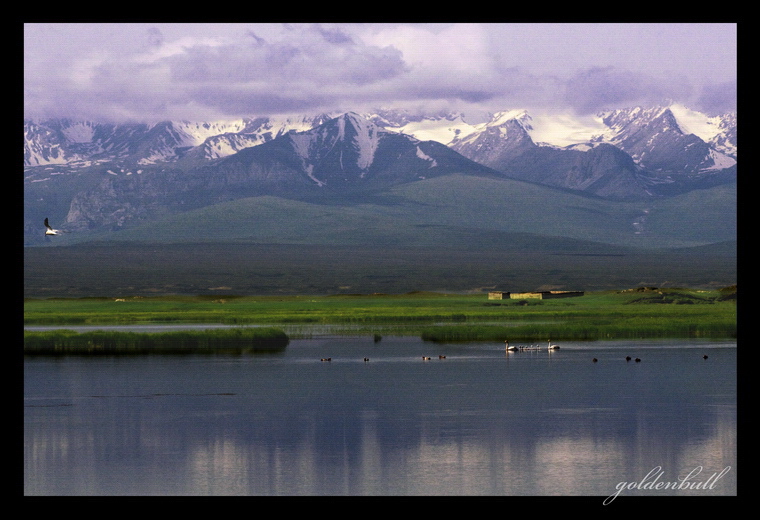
(24, 337), (736, 496)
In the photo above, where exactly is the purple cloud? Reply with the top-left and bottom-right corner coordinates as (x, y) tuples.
(563, 66), (694, 114)
(24, 23), (736, 122)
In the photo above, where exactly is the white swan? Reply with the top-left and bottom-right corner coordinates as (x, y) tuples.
(505, 340), (518, 351)
(44, 218), (61, 236)
(547, 339), (560, 350)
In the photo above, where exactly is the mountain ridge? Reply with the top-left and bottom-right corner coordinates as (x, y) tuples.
(24, 105), (737, 247)
(24, 104), (736, 169)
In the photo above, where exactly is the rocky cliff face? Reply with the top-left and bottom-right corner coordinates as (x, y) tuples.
(486, 143), (652, 199)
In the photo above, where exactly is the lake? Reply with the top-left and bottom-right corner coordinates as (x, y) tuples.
(24, 335), (736, 497)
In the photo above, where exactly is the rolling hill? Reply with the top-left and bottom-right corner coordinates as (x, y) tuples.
(41, 174), (735, 250)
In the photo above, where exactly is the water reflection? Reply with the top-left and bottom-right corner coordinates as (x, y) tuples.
(25, 338), (736, 496)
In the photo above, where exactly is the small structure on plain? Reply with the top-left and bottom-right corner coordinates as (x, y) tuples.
(488, 291), (585, 300)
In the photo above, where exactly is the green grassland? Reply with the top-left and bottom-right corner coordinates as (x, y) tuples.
(24, 287), (737, 343)
(28, 175), (736, 249)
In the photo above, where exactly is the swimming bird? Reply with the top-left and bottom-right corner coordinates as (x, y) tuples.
(44, 218), (61, 236)
(364, 357), (369, 362)
(438, 355), (446, 359)
(635, 358), (641, 363)
(626, 356), (632, 362)
(703, 355), (709, 360)
(505, 340), (517, 351)
(422, 356), (431, 360)
(592, 358), (598, 363)
(547, 339), (560, 350)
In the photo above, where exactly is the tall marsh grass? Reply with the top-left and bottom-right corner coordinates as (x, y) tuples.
(420, 318), (736, 343)
(24, 327), (289, 355)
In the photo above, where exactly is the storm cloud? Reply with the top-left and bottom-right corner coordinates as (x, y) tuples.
(24, 23), (737, 122)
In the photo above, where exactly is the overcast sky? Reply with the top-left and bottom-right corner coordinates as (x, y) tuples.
(24, 22), (737, 123)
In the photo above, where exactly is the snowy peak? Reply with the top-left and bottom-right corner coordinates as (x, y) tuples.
(274, 111), (498, 188)
(23, 115), (335, 167)
(142, 117), (337, 164)
(600, 104), (733, 148)
(24, 121), (69, 166)
(59, 120), (98, 143)
(668, 104), (737, 158)
(284, 112), (386, 184)
(368, 108), (478, 145)
(201, 111), (497, 191)
(448, 110), (536, 165)
(335, 112), (383, 171)
(489, 109), (532, 127)
(598, 106), (684, 147)
(596, 105), (736, 173)
(24, 119), (107, 166)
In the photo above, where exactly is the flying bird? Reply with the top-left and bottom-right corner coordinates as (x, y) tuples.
(44, 218), (61, 236)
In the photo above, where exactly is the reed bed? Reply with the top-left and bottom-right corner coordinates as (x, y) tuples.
(24, 327), (289, 355)
(420, 318), (736, 343)
(24, 288), (736, 344)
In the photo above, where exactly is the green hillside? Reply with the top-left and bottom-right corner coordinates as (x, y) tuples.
(51, 174), (735, 249)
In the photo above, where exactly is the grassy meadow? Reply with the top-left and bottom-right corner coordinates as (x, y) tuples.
(24, 288), (736, 352)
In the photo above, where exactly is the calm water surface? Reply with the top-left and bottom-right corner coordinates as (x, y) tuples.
(24, 336), (736, 497)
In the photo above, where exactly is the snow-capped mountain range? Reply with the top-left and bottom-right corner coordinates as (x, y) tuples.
(24, 104), (736, 171)
(23, 114), (335, 167)
(24, 105), (736, 240)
